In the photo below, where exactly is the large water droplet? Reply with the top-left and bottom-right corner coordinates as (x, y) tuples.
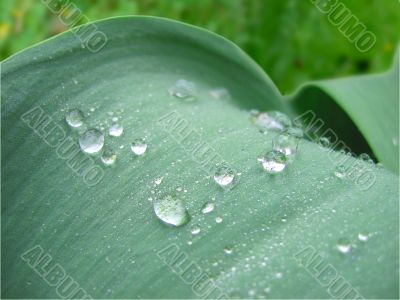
(168, 79), (196, 101)
(214, 164), (235, 187)
(252, 111), (292, 132)
(201, 202), (215, 214)
(66, 109), (84, 128)
(101, 147), (116, 165)
(336, 238), (352, 254)
(108, 123), (123, 137)
(79, 129), (104, 154)
(272, 133), (298, 156)
(153, 195), (190, 227)
(257, 150), (288, 173)
(131, 138), (147, 155)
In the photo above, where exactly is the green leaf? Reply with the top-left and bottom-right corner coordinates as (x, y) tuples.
(290, 53), (399, 173)
(2, 16), (398, 299)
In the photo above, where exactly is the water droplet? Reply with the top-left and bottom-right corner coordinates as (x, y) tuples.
(215, 216), (223, 223)
(108, 123), (123, 137)
(168, 79), (196, 101)
(272, 133), (298, 156)
(191, 226), (201, 235)
(334, 165), (346, 178)
(252, 111), (292, 132)
(153, 195), (190, 227)
(214, 163), (235, 187)
(79, 129), (104, 154)
(131, 138), (147, 155)
(257, 150), (288, 173)
(112, 116), (119, 122)
(65, 109), (84, 127)
(287, 126), (304, 138)
(319, 137), (331, 148)
(275, 272), (283, 279)
(201, 202), (215, 214)
(224, 246), (233, 254)
(392, 136), (399, 146)
(101, 147), (116, 165)
(154, 177), (163, 185)
(359, 153), (374, 164)
(358, 233), (369, 242)
(210, 87), (230, 100)
(336, 238), (352, 254)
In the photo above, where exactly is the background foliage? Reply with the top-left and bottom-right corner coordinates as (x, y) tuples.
(0, 0), (399, 93)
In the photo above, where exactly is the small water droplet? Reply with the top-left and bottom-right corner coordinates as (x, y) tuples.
(201, 202), (215, 214)
(286, 126), (304, 138)
(358, 233), (369, 242)
(273, 133), (298, 156)
(112, 116), (119, 122)
(131, 138), (147, 155)
(252, 111), (292, 132)
(359, 153), (374, 164)
(214, 164), (235, 187)
(334, 165), (346, 178)
(224, 246), (233, 254)
(154, 177), (163, 185)
(168, 79), (196, 101)
(79, 129), (104, 154)
(108, 123), (123, 137)
(210, 87), (230, 100)
(215, 216), (223, 223)
(392, 136), (399, 146)
(275, 272), (283, 279)
(191, 226), (201, 235)
(101, 147), (116, 165)
(257, 150), (288, 173)
(319, 137), (331, 148)
(153, 194), (190, 227)
(65, 109), (84, 128)
(336, 238), (352, 254)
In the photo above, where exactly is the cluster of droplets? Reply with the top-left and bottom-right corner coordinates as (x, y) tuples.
(252, 110), (302, 174)
(65, 108), (148, 167)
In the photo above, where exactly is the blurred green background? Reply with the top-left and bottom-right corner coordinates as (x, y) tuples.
(0, 0), (398, 93)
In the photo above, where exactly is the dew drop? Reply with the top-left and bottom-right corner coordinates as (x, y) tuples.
(210, 87), (230, 100)
(201, 202), (215, 214)
(224, 246), (233, 254)
(252, 111), (292, 132)
(108, 123), (123, 137)
(319, 137), (331, 148)
(168, 79), (196, 101)
(191, 226), (201, 235)
(358, 233), (369, 242)
(257, 150), (288, 173)
(215, 216), (223, 223)
(154, 177), (163, 185)
(65, 109), (84, 128)
(213, 164), (235, 187)
(359, 153), (374, 164)
(334, 165), (346, 178)
(153, 195), (190, 227)
(101, 147), (116, 165)
(273, 133), (298, 156)
(336, 238), (352, 254)
(79, 129), (104, 154)
(131, 138), (147, 155)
